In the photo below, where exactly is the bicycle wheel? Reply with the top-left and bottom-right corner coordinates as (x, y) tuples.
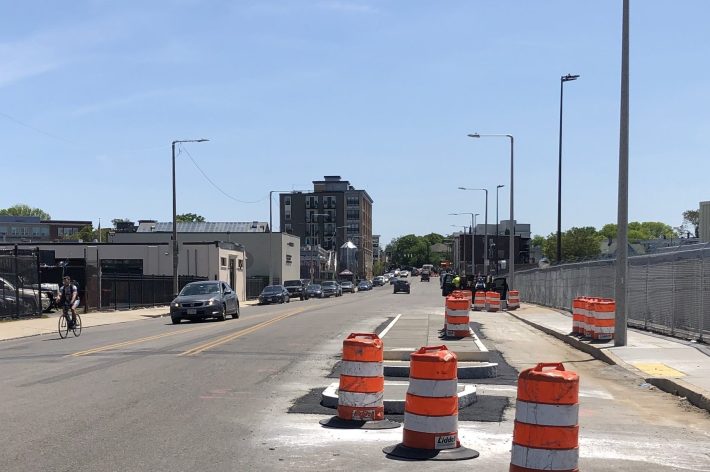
(58, 314), (69, 339)
(72, 314), (82, 337)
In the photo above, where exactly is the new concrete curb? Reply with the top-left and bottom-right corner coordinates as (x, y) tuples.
(506, 309), (710, 414)
(383, 362), (498, 379)
(321, 381), (477, 414)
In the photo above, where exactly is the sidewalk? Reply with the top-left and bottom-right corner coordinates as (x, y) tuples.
(0, 300), (260, 342)
(507, 303), (710, 413)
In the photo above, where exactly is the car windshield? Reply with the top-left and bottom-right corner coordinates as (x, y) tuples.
(179, 283), (220, 296)
(341, 282), (352, 286)
(262, 285), (283, 294)
(284, 281), (300, 287)
(322, 281), (336, 286)
(308, 284), (321, 290)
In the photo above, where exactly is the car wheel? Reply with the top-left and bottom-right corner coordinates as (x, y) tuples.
(233, 302), (240, 319)
(279, 297), (284, 304)
(219, 304), (227, 321)
(300, 295), (304, 301)
(171, 317), (180, 324)
(286, 296), (290, 303)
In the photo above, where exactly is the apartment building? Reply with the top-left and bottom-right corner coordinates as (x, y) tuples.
(279, 176), (373, 279)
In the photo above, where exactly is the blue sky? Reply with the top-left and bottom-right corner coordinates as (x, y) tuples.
(1, 1), (708, 246)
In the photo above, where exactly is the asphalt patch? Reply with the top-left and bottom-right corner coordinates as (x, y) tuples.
(469, 321), (519, 386)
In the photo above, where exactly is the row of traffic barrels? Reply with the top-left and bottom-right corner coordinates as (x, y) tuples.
(331, 333), (580, 470)
(572, 297), (615, 340)
(451, 289), (521, 311)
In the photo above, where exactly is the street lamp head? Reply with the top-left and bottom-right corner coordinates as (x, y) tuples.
(196, 138), (209, 142)
(457, 187), (467, 191)
(467, 133), (481, 138)
(562, 74), (580, 82)
(497, 184), (505, 189)
(448, 213), (460, 216)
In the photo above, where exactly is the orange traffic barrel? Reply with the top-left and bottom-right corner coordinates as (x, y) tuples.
(383, 346), (479, 461)
(572, 298), (584, 335)
(510, 362), (579, 472)
(486, 291), (501, 312)
(473, 291), (486, 311)
(320, 333), (399, 430)
(592, 299), (615, 340)
(508, 290), (520, 310)
(582, 299), (595, 338)
(461, 290), (473, 304)
(445, 296), (471, 338)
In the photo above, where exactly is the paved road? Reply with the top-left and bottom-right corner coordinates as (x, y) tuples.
(1, 279), (709, 471)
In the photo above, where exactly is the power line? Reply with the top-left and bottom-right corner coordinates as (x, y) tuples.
(179, 145), (267, 204)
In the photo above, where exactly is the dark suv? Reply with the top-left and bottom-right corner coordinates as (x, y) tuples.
(283, 279), (310, 301)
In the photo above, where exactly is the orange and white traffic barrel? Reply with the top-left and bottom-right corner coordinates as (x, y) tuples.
(592, 299), (615, 340)
(445, 296), (471, 338)
(583, 299), (596, 338)
(486, 291), (501, 312)
(507, 290), (520, 310)
(461, 290), (473, 305)
(510, 362), (579, 472)
(572, 297), (584, 335)
(320, 333), (399, 429)
(383, 346), (479, 461)
(473, 291), (486, 311)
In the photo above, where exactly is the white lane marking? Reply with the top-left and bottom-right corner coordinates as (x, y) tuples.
(378, 313), (401, 338)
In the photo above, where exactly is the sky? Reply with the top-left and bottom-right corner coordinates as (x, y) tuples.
(1, 1), (708, 247)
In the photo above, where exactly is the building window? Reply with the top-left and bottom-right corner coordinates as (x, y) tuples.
(286, 255), (292, 265)
(238, 259), (244, 270)
(285, 196), (291, 205)
(285, 224), (292, 232)
(306, 196), (318, 209)
(220, 257), (227, 268)
(347, 209), (359, 220)
(324, 196), (336, 209)
(285, 210), (291, 221)
(347, 196), (359, 206)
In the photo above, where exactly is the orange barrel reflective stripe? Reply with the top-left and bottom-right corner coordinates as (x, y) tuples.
(572, 298), (584, 335)
(510, 362), (579, 472)
(508, 290), (520, 310)
(486, 291), (501, 312)
(403, 346), (460, 450)
(338, 333), (385, 421)
(473, 291), (486, 311)
(445, 296), (471, 338)
(583, 299), (596, 338)
(593, 299), (615, 340)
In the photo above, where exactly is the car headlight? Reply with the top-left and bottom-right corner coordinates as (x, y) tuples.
(171, 302), (179, 308)
(207, 299), (216, 306)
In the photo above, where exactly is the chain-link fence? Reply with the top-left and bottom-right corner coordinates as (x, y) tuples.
(516, 246), (710, 341)
(0, 247), (44, 319)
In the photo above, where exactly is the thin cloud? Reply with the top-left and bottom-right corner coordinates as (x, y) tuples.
(318, 1), (378, 13)
(69, 89), (181, 118)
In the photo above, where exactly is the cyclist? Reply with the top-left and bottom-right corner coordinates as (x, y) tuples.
(57, 276), (79, 329)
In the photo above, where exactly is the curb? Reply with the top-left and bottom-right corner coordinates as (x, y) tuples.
(505, 310), (710, 414)
(383, 362), (498, 379)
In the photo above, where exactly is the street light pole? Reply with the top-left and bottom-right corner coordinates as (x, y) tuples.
(468, 133), (515, 288)
(450, 224), (468, 274)
(449, 212), (478, 276)
(557, 74), (580, 264)
(458, 187), (488, 275)
(172, 138), (209, 296)
(496, 184), (504, 271)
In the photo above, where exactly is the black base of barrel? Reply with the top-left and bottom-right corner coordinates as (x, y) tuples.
(383, 443), (480, 461)
(319, 416), (401, 430)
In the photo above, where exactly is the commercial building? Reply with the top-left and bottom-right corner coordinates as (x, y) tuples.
(452, 219), (531, 274)
(110, 221), (300, 286)
(372, 235), (383, 264)
(279, 176), (373, 279)
(0, 216), (92, 243)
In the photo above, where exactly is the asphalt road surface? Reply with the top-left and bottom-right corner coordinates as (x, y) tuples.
(1, 278), (709, 471)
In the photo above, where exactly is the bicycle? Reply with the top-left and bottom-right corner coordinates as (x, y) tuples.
(58, 305), (82, 339)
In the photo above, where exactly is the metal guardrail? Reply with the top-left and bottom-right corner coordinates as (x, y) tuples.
(516, 246), (709, 341)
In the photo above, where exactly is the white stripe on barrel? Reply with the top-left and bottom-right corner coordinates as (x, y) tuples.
(403, 412), (458, 434)
(515, 400), (579, 427)
(340, 360), (383, 377)
(338, 391), (384, 407)
(408, 379), (458, 398)
(510, 444), (579, 470)
(446, 323), (469, 331)
(445, 309), (469, 317)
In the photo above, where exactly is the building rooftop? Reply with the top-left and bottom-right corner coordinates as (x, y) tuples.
(136, 221), (270, 233)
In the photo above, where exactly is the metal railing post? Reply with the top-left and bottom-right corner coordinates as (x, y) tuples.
(644, 258), (649, 330)
(671, 261), (676, 336)
(700, 250), (705, 342)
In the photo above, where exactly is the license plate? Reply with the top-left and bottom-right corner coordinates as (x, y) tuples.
(187, 309), (196, 315)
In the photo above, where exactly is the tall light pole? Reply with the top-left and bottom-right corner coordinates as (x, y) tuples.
(449, 212), (478, 276)
(557, 74), (580, 264)
(172, 138), (209, 296)
(468, 133), (515, 288)
(496, 184), (505, 271)
(615, 0), (630, 347)
(458, 187), (488, 275)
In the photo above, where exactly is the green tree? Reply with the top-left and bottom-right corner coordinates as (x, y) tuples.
(111, 218), (131, 227)
(542, 227), (602, 263)
(599, 221), (675, 241)
(176, 213), (206, 223)
(373, 260), (386, 276)
(0, 204), (51, 220)
(531, 235), (545, 248)
(683, 209), (700, 237)
(63, 225), (111, 242)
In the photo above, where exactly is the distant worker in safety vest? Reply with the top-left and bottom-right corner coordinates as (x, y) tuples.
(452, 274), (461, 289)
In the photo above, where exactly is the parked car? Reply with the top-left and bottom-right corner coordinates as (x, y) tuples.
(306, 284), (323, 298)
(284, 279), (310, 301)
(0, 277), (52, 313)
(399, 270), (409, 278)
(170, 280), (240, 324)
(390, 276), (398, 285)
(412, 268), (420, 276)
(258, 285), (290, 305)
(321, 280), (342, 298)
(357, 280), (371, 291)
(372, 276), (385, 286)
(421, 271), (430, 282)
(340, 281), (356, 293)
(393, 279), (411, 294)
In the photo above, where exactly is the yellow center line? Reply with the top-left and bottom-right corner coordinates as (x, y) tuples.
(178, 308), (306, 357)
(68, 323), (216, 357)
